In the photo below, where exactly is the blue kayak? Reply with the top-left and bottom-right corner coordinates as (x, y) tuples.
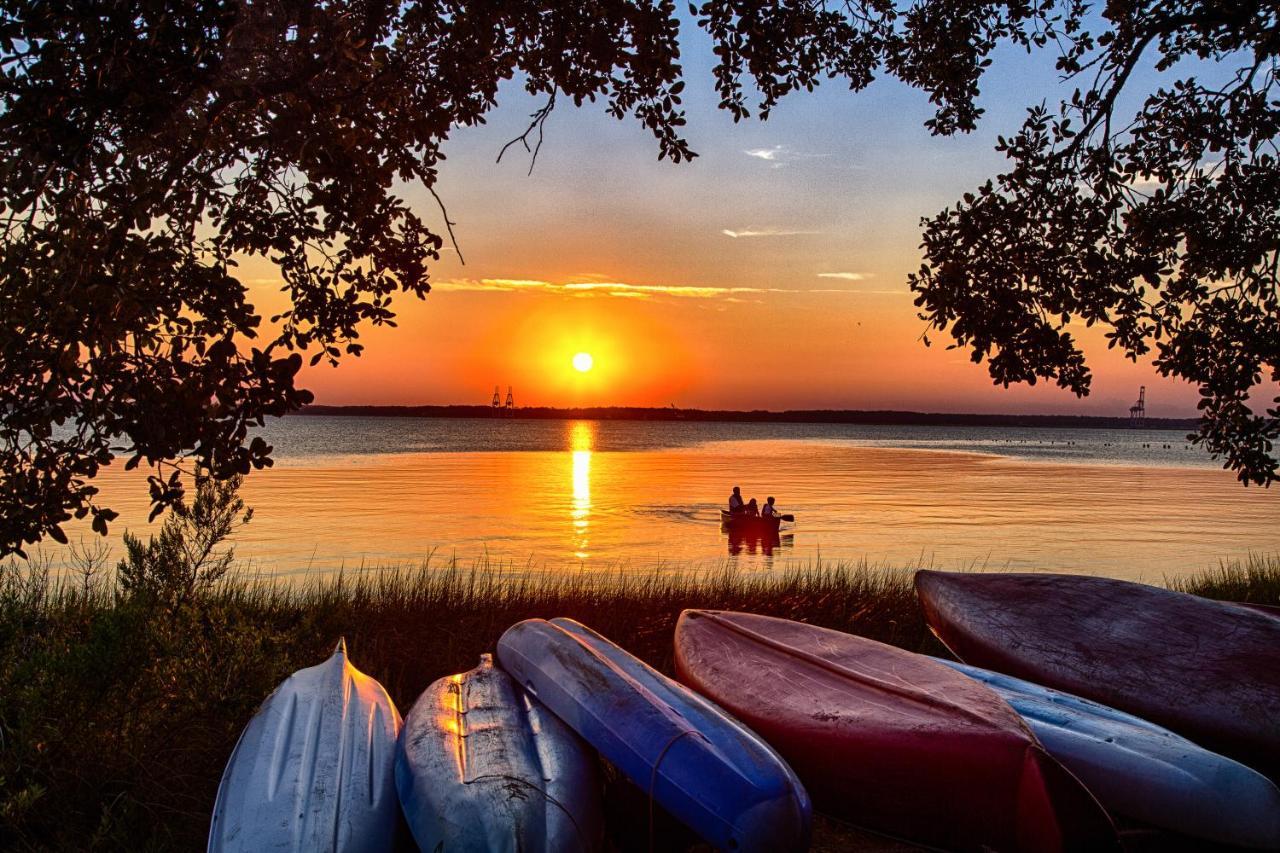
(496, 618), (811, 852)
(936, 657), (1280, 849)
(395, 653), (603, 852)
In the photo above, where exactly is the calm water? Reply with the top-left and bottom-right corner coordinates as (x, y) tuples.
(50, 416), (1280, 581)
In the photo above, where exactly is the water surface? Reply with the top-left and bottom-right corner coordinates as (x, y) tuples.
(56, 416), (1279, 581)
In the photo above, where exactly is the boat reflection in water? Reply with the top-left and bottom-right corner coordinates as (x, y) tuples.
(725, 529), (795, 557)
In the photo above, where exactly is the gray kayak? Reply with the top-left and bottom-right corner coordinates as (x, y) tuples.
(936, 656), (1280, 848)
(395, 653), (603, 852)
(208, 639), (402, 853)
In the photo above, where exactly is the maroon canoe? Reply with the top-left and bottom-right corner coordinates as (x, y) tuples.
(674, 610), (1117, 852)
(720, 509), (783, 534)
(915, 570), (1280, 780)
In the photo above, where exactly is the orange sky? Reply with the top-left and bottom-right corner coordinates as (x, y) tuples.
(240, 33), (1225, 419)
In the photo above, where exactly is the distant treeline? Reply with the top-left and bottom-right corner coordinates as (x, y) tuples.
(297, 404), (1200, 432)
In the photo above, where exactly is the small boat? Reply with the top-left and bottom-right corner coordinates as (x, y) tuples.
(674, 609), (1118, 852)
(935, 656), (1280, 848)
(719, 509), (784, 533)
(208, 640), (401, 853)
(915, 570), (1280, 779)
(496, 617), (812, 852)
(395, 653), (603, 852)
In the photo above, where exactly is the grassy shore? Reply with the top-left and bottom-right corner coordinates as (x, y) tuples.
(1, 551), (1277, 851)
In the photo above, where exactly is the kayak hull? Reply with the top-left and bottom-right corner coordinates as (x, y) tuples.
(674, 609), (1118, 853)
(496, 617), (811, 852)
(395, 653), (602, 852)
(916, 570), (1280, 779)
(208, 640), (401, 853)
(937, 656), (1280, 849)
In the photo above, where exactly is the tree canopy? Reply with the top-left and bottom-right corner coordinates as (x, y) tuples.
(1, 0), (1277, 555)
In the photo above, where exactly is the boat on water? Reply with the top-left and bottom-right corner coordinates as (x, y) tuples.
(935, 656), (1280, 849)
(674, 609), (1119, 852)
(915, 570), (1280, 780)
(395, 653), (603, 852)
(719, 509), (784, 533)
(496, 617), (812, 852)
(208, 640), (401, 853)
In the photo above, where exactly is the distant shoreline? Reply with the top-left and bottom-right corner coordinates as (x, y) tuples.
(297, 404), (1199, 432)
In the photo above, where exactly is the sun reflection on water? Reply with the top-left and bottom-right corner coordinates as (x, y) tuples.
(568, 422), (594, 559)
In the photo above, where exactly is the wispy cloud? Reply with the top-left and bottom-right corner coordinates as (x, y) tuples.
(817, 272), (872, 281)
(742, 145), (828, 169)
(432, 276), (892, 301)
(744, 146), (786, 162)
(721, 228), (821, 239)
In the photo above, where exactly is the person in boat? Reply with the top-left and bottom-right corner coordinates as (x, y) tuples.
(745, 498), (760, 516)
(761, 496), (780, 518)
(728, 486), (745, 514)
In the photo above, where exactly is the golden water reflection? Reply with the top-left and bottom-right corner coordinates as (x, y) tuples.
(52, 430), (1280, 579)
(568, 421), (594, 559)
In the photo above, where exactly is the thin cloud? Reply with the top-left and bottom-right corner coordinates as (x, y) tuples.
(432, 276), (891, 301)
(744, 146), (785, 162)
(817, 272), (872, 281)
(721, 228), (821, 238)
(742, 145), (829, 168)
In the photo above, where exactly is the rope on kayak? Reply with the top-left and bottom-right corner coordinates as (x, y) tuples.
(648, 728), (710, 853)
(466, 773), (593, 852)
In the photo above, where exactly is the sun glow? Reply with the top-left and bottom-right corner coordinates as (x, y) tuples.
(572, 352), (594, 372)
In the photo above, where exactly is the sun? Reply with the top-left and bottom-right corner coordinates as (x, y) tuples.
(572, 352), (594, 373)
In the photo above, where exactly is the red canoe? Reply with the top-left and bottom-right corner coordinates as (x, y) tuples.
(720, 509), (783, 534)
(915, 570), (1280, 780)
(674, 610), (1117, 852)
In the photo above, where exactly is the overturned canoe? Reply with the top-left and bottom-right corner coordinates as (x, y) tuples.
(674, 610), (1118, 852)
(395, 653), (603, 852)
(496, 617), (811, 852)
(915, 570), (1280, 779)
(936, 656), (1280, 849)
(208, 640), (401, 853)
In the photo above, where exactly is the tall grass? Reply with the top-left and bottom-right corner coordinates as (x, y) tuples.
(1, 550), (1275, 851)
(1168, 552), (1280, 604)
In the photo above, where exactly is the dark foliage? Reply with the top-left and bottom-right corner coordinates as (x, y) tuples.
(2, 0), (1277, 554)
(910, 1), (1280, 485)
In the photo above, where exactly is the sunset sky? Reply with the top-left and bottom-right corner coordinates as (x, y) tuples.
(243, 17), (1229, 418)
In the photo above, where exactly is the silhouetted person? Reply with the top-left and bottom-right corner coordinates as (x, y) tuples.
(745, 498), (759, 516)
(761, 496), (779, 518)
(728, 486), (745, 514)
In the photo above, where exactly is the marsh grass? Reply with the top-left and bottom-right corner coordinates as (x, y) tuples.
(0, 551), (1275, 850)
(1168, 552), (1280, 604)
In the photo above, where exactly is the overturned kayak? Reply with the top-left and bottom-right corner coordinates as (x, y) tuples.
(395, 653), (603, 852)
(496, 617), (811, 852)
(936, 656), (1280, 848)
(208, 640), (401, 853)
(916, 570), (1280, 779)
(674, 610), (1118, 852)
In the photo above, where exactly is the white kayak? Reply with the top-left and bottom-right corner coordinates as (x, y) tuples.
(208, 640), (402, 853)
(935, 656), (1280, 848)
(395, 653), (603, 852)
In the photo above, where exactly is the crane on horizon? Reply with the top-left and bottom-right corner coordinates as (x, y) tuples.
(1129, 386), (1146, 427)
